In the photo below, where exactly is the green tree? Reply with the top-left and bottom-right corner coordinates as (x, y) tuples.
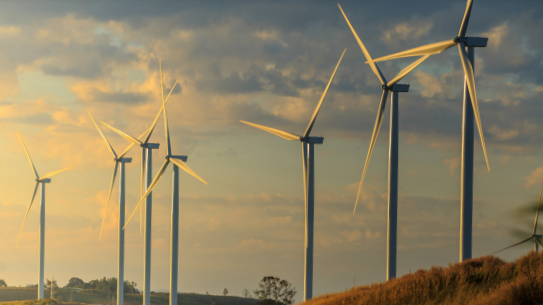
(223, 288), (228, 296)
(0, 279), (7, 287)
(65, 277), (85, 288)
(45, 279), (58, 289)
(253, 276), (296, 305)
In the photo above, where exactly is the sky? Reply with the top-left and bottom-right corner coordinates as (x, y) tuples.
(0, 0), (543, 302)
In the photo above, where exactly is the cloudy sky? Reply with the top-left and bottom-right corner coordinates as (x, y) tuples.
(0, 0), (542, 302)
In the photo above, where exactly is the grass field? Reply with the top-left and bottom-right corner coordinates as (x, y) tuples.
(0, 287), (258, 305)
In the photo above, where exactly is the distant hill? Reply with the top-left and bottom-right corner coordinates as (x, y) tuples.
(0, 288), (259, 305)
(301, 251), (543, 305)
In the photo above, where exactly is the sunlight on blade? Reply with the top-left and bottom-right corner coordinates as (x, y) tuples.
(124, 160), (170, 229)
(387, 55), (431, 87)
(99, 162), (119, 241)
(101, 121), (142, 145)
(303, 48), (346, 138)
(354, 90), (388, 214)
(40, 167), (73, 180)
(458, 43), (489, 172)
(16, 182), (39, 248)
(170, 158), (208, 185)
(240, 120), (300, 141)
(371, 40), (456, 63)
(338, 4), (385, 85)
(458, 0), (474, 38)
(491, 236), (532, 255)
(16, 127), (39, 179)
(88, 111), (117, 159)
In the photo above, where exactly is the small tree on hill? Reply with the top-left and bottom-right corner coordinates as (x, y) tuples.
(0, 279), (7, 287)
(65, 277), (85, 288)
(243, 289), (250, 298)
(223, 288), (228, 296)
(253, 276), (296, 305)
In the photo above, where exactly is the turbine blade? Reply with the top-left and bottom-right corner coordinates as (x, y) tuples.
(99, 162), (119, 241)
(117, 128), (150, 159)
(371, 40), (456, 63)
(240, 120), (301, 141)
(100, 121), (142, 145)
(124, 160), (170, 229)
(161, 73), (172, 157)
(387, 55), (431, 87)
(338, 4), (385, 85)
(40, 167), (73, 180)
(16, 182), (39, 248)
(170, 158), (208, 185)
(303, 48), (346, 138)
(491, 236), (533, 255)
(141, 78), (177, 145)
(88, 111), (117, 159)
(16, 127), (39, 179)
(354, 90), (388, 214)
(458, 43), (489, 171)
(533, 175), (543, 235)
(458, 0), (474, 38)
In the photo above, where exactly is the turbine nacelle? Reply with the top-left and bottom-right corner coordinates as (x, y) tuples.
(302, 136), (324, 145)
(166, 155), (188, 162)
(36, 179), (51, 183)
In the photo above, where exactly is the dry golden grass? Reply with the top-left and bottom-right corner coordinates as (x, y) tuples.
(302, 251), (543, 305)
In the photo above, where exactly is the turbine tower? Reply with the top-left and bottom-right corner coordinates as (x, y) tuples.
(15, 127), (72, 300)
(88, 111), (148, 305)
(101, 60), (179, 305)
(240, 49), (345, 301)
(113, 63), (208, 305)
(369, 0), (490, 262)
(339, 4), (432, 281)
(492, 177), (543, 255)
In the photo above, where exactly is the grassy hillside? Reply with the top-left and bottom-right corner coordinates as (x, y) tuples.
(302, 251), (543, 305)
(0, 287), (258, 305)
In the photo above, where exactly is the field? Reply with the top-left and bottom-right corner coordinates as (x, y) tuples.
(0, 287), (258, 305)
(302, 251), (543, 305)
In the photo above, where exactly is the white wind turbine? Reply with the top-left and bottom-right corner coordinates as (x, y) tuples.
(492, 178), (543, 255)
(113, 63), (207, 305)
(368, 0), (490, 262)
(88, 111), (149, 305)
(100, 60), (179, 305)
(339, 3), (432, 281)
(240, 49), (345, 302)
(15, 127), (72, 300)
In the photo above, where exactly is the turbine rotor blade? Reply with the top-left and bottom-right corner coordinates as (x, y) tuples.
(533, 175), (543, 235)
(40, 167), (73, 180)
(99, 162), (119, 241)
(117, 128), (150, 159)
(458, 0), (474, 38)
(303, 48), (346, 138)
(535, 237), (543, 249)
(16, 127), (39, 179)
(161, 77), (172, 157)
(458, 43), (489, 171)
(141, 80), (176, 145)
(170, 158), (208, 185)
(16, 182), (39, 248)
(371, 40), (456, 63)
(387, 55), (431, 87)
(100, 121), (142, 145)
(240, 120), (301, 141)
(88, 111), (117, 159)
(124, 160), (170, 229)
(338, 4), (385, 85)
(491, 236), (533, 255)
(354, 90), (388, 214)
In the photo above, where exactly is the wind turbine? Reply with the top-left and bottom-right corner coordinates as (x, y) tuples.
(15, 127), (72, 300)
(240, 49), (345, 302)
(116, 62), (207, 305)
(368, 0), (490, 262)
(100, 60), (178, 305)
(492, 178), (543, 255)
(338, 4), (432, 281)
(88, 111), (150, 305)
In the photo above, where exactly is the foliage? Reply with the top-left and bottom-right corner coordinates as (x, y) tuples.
(302, 252), (543, 305)
(0, 279), (7, 287)
(65, 277), (85, 288)
(254, 276), (296, 305)
(45, 279), (58, 289)
(223, 288), (228, 296)
(83, 277), (139, 295)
